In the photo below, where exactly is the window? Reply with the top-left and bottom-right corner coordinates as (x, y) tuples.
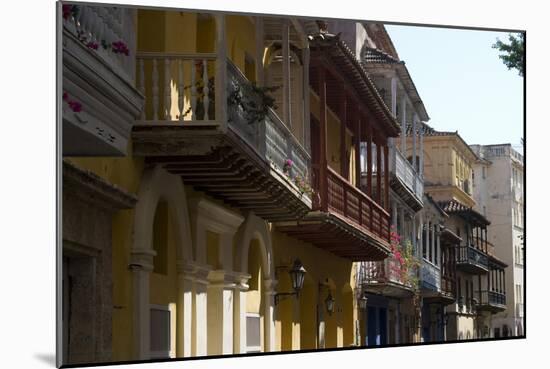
(150, 305), (173, 359)
(246, 313), (262, 353)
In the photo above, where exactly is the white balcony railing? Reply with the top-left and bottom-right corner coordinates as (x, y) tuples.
(390, 147), (423, 203)
(420, 259), (441, 291)
(63, 4), (135, 82)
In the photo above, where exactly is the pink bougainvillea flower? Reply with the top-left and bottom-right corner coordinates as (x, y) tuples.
(63, 92), (68, 101)
(62, 5), (72, 20)
(86, 42), (99, 50)
(68, 101), (82, 112)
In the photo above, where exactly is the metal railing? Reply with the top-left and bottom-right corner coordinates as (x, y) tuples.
(389, 147), (423, 203)
(457, 244), (489, 270)
(478, 290), (506, 307)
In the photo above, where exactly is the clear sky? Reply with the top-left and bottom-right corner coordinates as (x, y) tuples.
(385, 25), (524, 153)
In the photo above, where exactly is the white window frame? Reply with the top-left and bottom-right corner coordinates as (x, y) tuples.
(245, 312), (262, 353)
(150, 304), (175, 359)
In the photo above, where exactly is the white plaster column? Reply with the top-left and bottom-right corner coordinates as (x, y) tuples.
(392, 201), (398, 228)
(255, 17), (264, 86)
(412, 113), (418, 171)
(390, 76), (397, 117)
(207, 270), (237, 355)
(191, 266), (210, 357)
(431, 222), (435, 264)
(436, 225), (441, 267)
(176, 261), (198, 358)
(215, 14), (227, 130)
(426, 221), (431, 261)
(400, 207), (405, 238)
(130, 249), (155, 360)
(400, 97), (407, 153)
(263, 278), (278, 352)
(419, 121), (424, 177)
(282, 20), (291, 126)
(233, 273), (251, 354)
(303, 46), (311, 152)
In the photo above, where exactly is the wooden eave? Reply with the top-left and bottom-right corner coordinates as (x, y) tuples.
(308, 34), (400, 138)
(275, 212), (391, 261)
(132, 125), (312, 222)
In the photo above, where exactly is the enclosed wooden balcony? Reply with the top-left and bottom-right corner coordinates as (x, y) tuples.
(456, 244), (489, 274)
(361, 257), (416, 298)
(275, 33), (400, 261)
(132, 53), (312, 221)
(62, 4), (144, 156)
(388, 148), (424, 211)
(476, 291), (506, 313)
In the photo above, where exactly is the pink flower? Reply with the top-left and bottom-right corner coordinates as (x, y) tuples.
(63, 92), (68, 101)
(68, 100), (82, 112)
(86, 42), (99, 50)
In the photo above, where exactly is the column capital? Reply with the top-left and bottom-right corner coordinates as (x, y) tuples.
(129, 248), (156, 272)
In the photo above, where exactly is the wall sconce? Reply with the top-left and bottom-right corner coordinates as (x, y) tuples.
(274, 259), (306, 305)
(325, 292), (335, 315)
(358, 291), (368, 310)
(443, 313), (450, 326)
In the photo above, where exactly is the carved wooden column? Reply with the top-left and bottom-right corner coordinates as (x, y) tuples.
(282, 20), (291, 127)
(340, 93), (348, 178)
(376, 136), (382, 205)
(319, 67), (328, 211)
(384, 143), (389, 211)
(366, 121), (373, 198)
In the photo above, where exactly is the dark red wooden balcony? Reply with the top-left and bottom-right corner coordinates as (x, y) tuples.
(275, 33), (400, 261)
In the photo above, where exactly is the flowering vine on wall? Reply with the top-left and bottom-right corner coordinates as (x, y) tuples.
(282, 159), (314, 197)
(63, 92), (82, 113)
(63, 4), (130, 56)
(389, 227), (420, 290)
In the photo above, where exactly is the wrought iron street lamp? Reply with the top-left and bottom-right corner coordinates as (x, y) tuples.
(358, 292), (368, 310)
(274, 259), (306, 305)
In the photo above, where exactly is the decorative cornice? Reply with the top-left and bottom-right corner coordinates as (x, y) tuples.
(63, 159), (138, 211)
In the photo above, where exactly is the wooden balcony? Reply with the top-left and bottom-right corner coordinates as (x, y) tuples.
(132, 55), (311, 221)
(62, 4), (144, 156)
(388, 147), (424, 211)
(456, 244), (489, 274)
(362, 256), (416, 298)
(420, 260), (441, 292)
(276, 166), (391, 260)
(476, 291), (506, 313)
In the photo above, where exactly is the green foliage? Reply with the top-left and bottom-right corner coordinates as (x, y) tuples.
(228, 81), (280, 125)
(492, 33), (525, 77)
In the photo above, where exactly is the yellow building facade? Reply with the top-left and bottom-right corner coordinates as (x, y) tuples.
(62, 7), (372, 364)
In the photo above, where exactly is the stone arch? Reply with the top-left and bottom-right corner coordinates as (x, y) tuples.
(235, 213), (275, 281)
(131, 166), (194, 360)
(234, 212), (276, 352)
(133, 165), (193, 262)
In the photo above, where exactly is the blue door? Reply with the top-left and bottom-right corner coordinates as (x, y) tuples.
(379, 308), (387, 345)
(367, 306), (377, 346)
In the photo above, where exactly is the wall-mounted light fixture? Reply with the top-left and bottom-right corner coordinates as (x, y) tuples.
(274, 259), (306, 305)
(358, 291), (368, 310)
(324, 292), (335, 315)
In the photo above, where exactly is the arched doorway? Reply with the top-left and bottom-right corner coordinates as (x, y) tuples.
(131, 166), (194, 360)
(234, 213), (276, 353)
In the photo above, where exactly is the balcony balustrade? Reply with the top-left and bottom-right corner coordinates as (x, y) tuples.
(476, 290), (507, 313)
(62, 4), (144, 156)
(388, 147), (424, 210)
(456, 244), (489, 274)
(362, 255), (416, 298)
(132, 55), (312, 221)
(420, 260), (441, 292)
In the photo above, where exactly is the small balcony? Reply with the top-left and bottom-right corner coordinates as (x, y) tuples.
(388, 147), (424, 211)
(476, 290), (506, 313)
(362, 256), (416, 298)
(277, 166), (391, 260)
(456, 244), (489, 274)
(420, 260), (441, 292)
(62, 4), (144, 156)
(132, 55), (312, 221)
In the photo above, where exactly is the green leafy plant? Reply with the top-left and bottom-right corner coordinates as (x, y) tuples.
(228, 81), (280, 125)
(492, 33), (525, 77)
